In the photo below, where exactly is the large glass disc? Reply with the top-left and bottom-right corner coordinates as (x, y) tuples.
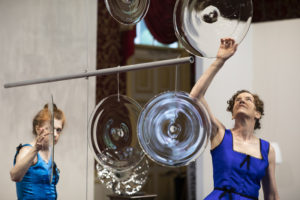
(105, 0), (150, 25)
(96, 156), (149, 195)
(88, 94), (144, 171)
(174, 0), (253, 58)
(48, 94), (54, 184)
(138, 91), (211, 167)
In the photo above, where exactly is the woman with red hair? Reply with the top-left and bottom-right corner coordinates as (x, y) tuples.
(10, 104), (65, 200)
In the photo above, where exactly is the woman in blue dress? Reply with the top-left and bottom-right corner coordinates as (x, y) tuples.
(190, 38), (280, 199)
(10, 104), (65, 200)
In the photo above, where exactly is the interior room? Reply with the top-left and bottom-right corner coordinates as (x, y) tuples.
(0, 0), (299, 199)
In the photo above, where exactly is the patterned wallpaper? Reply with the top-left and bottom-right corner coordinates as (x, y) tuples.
(96, 0), (126, 104)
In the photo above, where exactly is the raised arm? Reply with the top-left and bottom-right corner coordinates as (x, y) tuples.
(190, 38), (237, 145)
(10, 130), (48, 182)
(10, 146), (39, 182)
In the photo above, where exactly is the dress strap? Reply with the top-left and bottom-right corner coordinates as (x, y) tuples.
(260, 139), (270, 161)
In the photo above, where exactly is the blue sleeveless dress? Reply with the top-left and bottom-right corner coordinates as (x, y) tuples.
(204, 129), (270, 200)
(13, 144), (60, 200)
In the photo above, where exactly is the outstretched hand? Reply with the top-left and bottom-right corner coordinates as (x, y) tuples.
(35, 128), (49, 151)
(217, 38), (238, 61)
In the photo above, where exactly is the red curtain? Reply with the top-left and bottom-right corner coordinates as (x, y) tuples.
(121, 26), (136, 65)
(144, 0), (177, 44)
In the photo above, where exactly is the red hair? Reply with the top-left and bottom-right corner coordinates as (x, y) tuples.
(32, 104), (65, 135)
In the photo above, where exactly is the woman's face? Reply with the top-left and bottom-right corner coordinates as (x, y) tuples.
(232, 92), (261, 120)
(36, 119), (63, 146)
(54, 119), (63, 144)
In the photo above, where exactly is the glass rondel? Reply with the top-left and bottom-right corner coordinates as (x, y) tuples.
(138, 91), (211, 167)
(96, 156), (149, 195)
(105, 0), (150, 25)
(173, 0), (253, 58)
(48, 95), (54, 184)
(88, 94), (144, 171)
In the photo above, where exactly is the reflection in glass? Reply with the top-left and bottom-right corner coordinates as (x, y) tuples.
(105, 0), (150, 25)
(138, 91), (211, 167)
(174, 0), (253, 57)
(88, 94), (144, 171)
(96, 156), (149, 195)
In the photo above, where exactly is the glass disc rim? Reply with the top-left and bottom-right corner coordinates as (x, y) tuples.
(48, 94), (54, 184)
(88, 94), (145, 172)
(173, 0), (253, 58)
(137, 91), (211, 167)
(104, 0), (150, 25)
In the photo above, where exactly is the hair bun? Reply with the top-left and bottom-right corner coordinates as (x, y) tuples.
(43, 103), (58, 110)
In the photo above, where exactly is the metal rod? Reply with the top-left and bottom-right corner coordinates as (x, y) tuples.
(4, 56), (194, 88)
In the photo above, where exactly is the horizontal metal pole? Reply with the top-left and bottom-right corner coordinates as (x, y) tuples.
(4, 56), (194, 88)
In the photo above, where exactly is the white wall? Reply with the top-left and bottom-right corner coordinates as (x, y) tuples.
(253, 19), (300, 200)
(0, 0), (97, 199)
(196, 19), (300, 199)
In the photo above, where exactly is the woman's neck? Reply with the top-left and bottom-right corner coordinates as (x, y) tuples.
(232, 119), (256, 141)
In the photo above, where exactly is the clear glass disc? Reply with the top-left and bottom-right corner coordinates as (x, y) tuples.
(48, 94), (54, 184)
(96, 156), (149, 195)
(138, 91), (211, 167)
(105, 0), (150, 25)
(88, 94), (144, 171)
(174, 0), (253, 58)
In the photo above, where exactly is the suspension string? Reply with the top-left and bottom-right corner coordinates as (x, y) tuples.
(175, 64), (179, 93)
(84, 0), (90, 199)
(117, 66), (120, 102)
(85, 73), (89, 200)
(174, 55), (181, 96)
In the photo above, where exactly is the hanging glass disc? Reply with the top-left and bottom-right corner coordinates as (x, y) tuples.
(174, 0), (253, 58)
(105, 0), (150, 25)
(88, 94), (144, 171)
(48, 94), (55, 184)
(138, 91), (211, 167)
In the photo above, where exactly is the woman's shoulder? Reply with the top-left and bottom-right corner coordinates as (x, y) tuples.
(15, 143), (35, 162)
(210, 126), (226, 150)
(257, 137), (273, 160)
(17, 143), (33, 152)
(259, 137), (270, 151)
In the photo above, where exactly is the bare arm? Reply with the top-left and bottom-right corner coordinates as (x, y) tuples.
(190, 38), (238, 144)
(262, 145), (280, 200)
(10, 146), (39, 182)
(10, 130), (47, 182)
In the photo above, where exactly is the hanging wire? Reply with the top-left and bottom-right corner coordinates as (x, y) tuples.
(85, 74), (89, 200)
(174, 55), (181, 96)
(117, 66), (121, 102)
(83, 0), (90, 199)
(175, 64), (179, 93)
